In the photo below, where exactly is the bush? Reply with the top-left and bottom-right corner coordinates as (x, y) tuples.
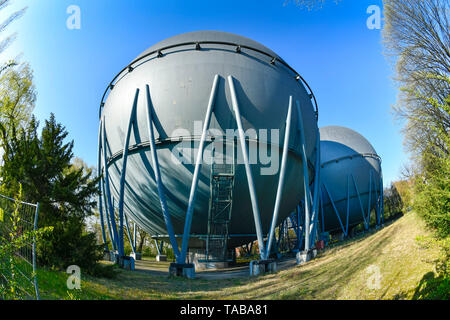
(37, 217), (104, 276)
(88, 263), (119, 279)
(413, 155), (450, 238)
(414, 236), (450, 300)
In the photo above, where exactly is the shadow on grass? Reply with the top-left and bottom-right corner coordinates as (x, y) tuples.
(411, 271), (449, 300)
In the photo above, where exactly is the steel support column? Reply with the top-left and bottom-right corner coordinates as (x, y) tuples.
(308, 130), (321, 246)
(296, 100), (312, 251)
(145, 84), (181, 259)
(102, 119), (120, 251)
(320, 189), (325, 233)
(97, 120), (108, 251)
(133, 223), (137, 251)
(351, 174), (367, 228)
(228, 75), (265, 260)
(265, 96), (293, 260)
(101, 177), (116, 250)
(154, 239), (162, 256)
(346, 175), (350, 235)
(124, 213), (136, 254)
(380, 172), (384, 224)
(322, 183), (347, 236)
(117, 89), (140, 257)
(367, 170), (373, 229)
(178, 75), (220, 264)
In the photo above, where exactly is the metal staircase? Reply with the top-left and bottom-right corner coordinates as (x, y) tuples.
(206, 142), (235, 262)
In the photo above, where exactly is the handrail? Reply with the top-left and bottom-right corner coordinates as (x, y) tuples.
(98, 40), (319, 119)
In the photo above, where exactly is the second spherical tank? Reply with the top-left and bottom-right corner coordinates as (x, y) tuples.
(100, 31), (319, 249)
(319, 126), (382, 234)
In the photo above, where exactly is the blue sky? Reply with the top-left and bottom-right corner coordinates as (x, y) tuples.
(1, 0), (407, 186)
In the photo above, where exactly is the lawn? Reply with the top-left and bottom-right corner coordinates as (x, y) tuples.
(36, 211), (441, 300)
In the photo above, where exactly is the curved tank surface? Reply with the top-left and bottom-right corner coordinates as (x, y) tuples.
(319, 126), (382, 234)
(99, 31), (319, 250)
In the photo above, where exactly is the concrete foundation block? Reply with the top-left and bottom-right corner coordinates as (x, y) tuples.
(110, 251), (119, 263)
(119, 256), (135, 271)
(169, 263), (195, 279)
(156, 255), (167, 262)
(130, 252), (142, 261)
(103, 250), (111, 261)
(195, 261), (228, 270)
(296, 250), (313, 265)
(249, 260), (277, 276)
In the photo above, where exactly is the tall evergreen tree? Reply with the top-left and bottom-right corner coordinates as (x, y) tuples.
(0, 113), (103, 273)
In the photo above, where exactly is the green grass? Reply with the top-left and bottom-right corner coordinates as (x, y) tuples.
(36, 211), (441, 300)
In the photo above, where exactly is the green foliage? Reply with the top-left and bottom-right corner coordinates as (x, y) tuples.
(0, 113), (102, 276)
(0, 62), (36, 147)
(394, 180), (414, 211)
(384, 183), (404, 219)
(413, 153), (450, 238)
(0, 186), (52, 299)
(89, 263), (119, 279)
(37, 217), (104, 275)
(384, 1), (449, 299)
(414, 235), (449, 300)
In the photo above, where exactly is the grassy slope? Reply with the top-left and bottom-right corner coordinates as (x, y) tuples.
(38, 211), (440, 300)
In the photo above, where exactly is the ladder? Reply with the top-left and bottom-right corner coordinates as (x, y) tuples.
(206, 141), (235, 262)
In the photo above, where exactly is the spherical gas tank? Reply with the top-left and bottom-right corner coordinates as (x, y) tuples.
(319, 126), (382, 234)
(100, 31), (318, 249)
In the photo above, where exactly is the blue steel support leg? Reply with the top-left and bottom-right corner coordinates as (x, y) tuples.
(367, 170), (372, 229)
(309, 131), (321, 246)
(102, 178), (116, 248)
(375, 172), (383, 226)
(346, 175), (350, 235)
(159, 240), (165, 255)
(102, 177), (116, 250)
(380, 173), (384, 224)
(124, 214), (136, 254)
(178, 75), (220, 264)
(320, 189), (325, 233)
(265, 96), (293, 260)
(373, 172), (379, 226)
(322, 183), (347, 236)
(297, 204), (302, 249)
(146, 84), (181, 259)
(289, 208), (300, 239)
(277, 221), (284, 251)
(351, 174), (367, 228)
(117, 89), (140, 258)
(228, 75), (266, 260)
(133, 223), (137, 251)
(154, 239), (161, 256)
(296, 100), (312, 252)
(97, 121), (108, 251)
(102, 119), (120, 252)
(298, 216), (305, 251)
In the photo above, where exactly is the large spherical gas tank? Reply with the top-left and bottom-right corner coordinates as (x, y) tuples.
(319, 126), (382, 234)
(100, 31), (318, 249)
